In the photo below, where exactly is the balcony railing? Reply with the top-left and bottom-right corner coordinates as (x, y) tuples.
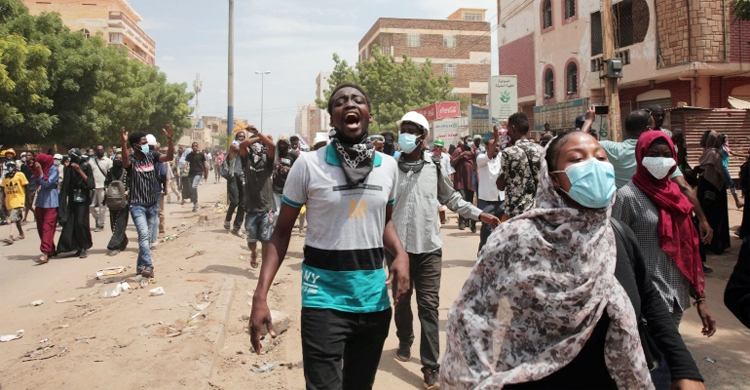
(109, 11), (156, 49)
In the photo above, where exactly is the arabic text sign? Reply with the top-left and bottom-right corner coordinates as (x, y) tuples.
(433, 118), (461, 146)
(489, 76), (518, 127)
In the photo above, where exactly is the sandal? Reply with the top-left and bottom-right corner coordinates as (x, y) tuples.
(15, 235), (25, 241)
(34, 254), (49, 264)
(3, 238), (14, 245)
(250, 254), (259, 269)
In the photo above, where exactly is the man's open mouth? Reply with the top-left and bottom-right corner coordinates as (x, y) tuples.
(344, 112), (360, 126)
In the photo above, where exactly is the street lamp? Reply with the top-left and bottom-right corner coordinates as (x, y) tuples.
(255, 71), (271, 132)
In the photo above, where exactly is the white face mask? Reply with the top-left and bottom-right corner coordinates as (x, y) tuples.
(641, 157), (676, 180)
(54, 160), (61, 166)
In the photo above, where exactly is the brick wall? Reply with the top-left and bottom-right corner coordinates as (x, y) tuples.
(359, 18), (490, 50)
(730, 14), (750, 62)
(709, 76), (750, 107)
(520, 104), (535, 129)
(498, 34), (535, 98)
(618, 79), (692, 107)
(391, 33), (491, 60)
(431, 63), (491, 88)
(655, 0), (727, 67)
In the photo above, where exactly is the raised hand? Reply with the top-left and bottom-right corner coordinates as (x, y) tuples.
(121, 127), (128, 145)
(163, 124), (173, 140)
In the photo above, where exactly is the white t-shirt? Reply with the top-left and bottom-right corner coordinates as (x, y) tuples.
(477, 152), (504, 202)
(439, 153), (455, 175)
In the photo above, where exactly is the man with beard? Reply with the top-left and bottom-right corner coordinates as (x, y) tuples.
(90, 145), (113, 231)
(238, 127), (276, 268)
(249, 84), (409, 390)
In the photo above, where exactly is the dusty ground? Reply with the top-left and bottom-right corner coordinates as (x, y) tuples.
(1, 181), (749, 389)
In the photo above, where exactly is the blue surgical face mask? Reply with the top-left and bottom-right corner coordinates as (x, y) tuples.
(398, 133), (420, 154)
(140, 144), (150, 154)
(552, 158), (616, 209)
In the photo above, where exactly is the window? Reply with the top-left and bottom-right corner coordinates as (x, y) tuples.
(81, 28), (90, 38)
(566, 62), (578, 95)
(109, 32), (123, 43)
(381, 46), (392, 56)
(590, 0), (648, 55)
(407, 33), (421, 48)
(444, 63), (458, 77)
(542, 0), (553, 29)
(443, 34), (457, 48)
(464, 12), (483, 21)
(564, 0), (576, 19)
(544, 68), (554, 100)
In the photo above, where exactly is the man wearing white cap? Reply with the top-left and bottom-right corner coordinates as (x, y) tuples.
(90, 144), (113, 232)
(390, 111), (500, 389)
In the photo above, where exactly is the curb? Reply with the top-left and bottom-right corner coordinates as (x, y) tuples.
(202, 277), (236, 390)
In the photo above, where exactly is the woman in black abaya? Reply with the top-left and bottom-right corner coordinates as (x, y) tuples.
(57, 149), (95, 258)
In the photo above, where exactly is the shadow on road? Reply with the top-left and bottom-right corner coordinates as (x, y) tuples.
(378, 348), (424, 388)
(442, 259), (477, 269)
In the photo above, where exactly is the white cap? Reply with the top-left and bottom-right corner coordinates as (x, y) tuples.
(313, 133), (328, 145)
(53, 154), (63, 160)
(146, 134), (157, 146)
(398, 112), (430, 136)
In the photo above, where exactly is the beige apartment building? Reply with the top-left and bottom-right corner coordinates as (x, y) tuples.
(23, 0), (156, 66)
(359, 8), (492, 104)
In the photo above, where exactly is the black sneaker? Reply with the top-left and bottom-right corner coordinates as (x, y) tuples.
(395, 342), (411, 362)
(470, 222), (477, 233)
(79, 249), (89, 258)
(703, 265), (714, 274)
(224, 221), (231, 230)
(423, 367), (439, 389)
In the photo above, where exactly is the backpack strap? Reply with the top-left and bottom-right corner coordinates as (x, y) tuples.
(611, 218), (635, 269)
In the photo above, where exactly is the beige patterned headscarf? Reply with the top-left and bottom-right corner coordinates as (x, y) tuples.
(440, 143), (654, 390)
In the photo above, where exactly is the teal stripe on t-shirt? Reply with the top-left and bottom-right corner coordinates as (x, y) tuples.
(301, 263), (390, 313)
(282, 195), (303, 208)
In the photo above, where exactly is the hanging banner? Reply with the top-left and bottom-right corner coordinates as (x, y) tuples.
(470, 105), (490, 134)
(489, 76), (518, 127)
(432, 118), (461, 147)
(413, 102), (461, 122)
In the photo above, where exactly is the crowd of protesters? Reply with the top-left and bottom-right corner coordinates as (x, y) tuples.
(3, 86), (750, 390)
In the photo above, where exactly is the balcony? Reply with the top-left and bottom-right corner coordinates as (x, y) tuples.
(108, 11), (155, 56)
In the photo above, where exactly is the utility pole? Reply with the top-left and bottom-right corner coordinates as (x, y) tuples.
(601, 0), (621, 141)
(193, 73), (202, 120)
(255, 71), (271, 132)
(227, 0), (234, 150)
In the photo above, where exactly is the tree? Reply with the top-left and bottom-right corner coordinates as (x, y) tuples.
(0, 0), (193, 147)
(731, 0), (750, 21)
(317, 46), (455, 133)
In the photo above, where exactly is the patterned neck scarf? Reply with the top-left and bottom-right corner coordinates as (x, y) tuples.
(248, 138), (267, 171)
(440, 143), (653, 390)
(330, 128), (374, 186)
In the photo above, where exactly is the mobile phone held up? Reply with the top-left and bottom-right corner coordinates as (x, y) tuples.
(595, 105), (609, 115)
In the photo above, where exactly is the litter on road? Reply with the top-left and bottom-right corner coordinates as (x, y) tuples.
(96, 266), (127, 278)
(0, 329), (24, 342)
(150, 287), (165, 296)
(30, 300), (44, 306)
(250, 362), (276, 373)
(185, 250), (205, 259)
(55, 298), (77, 303)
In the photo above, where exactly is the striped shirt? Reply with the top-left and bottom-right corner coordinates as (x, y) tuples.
(127, 151), (161, 206)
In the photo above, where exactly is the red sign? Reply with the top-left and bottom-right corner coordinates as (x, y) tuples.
(413, 102), (460, 122)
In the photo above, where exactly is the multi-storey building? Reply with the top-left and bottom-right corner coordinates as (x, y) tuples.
(23, 0), (156, 66)
(295, 102), (320, 142)
(497, 0), (750, 136)
(358, 8), (492, 104)
(316, 72), (332, 134)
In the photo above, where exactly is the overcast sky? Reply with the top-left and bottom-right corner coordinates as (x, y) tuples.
(130, 0), (498, 139)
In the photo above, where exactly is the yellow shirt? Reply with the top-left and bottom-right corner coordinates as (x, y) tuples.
(1, 172), (29, 209)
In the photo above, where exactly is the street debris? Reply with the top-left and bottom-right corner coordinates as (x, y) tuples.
(56, 298), (77, 303)
(1, 329), (24, 342)
(96, 266), (127, 278)
(185, 279), (204, 282)
(75, 335), (96, 343)
(705, 356), (716, 364)
(22, 345), (68, 362)
(56, 324), (69, 329)
(150, 287), (166, 296)
(193, 302), (211, 311)
(38, 338), (49, 343)
(250, 361), (276, 373)
(186, 250), (206, 259)
(31, 300), (44, 306)
(103, 282), (131, 298)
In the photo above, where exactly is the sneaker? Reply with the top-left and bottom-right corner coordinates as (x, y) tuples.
(470, 223), (477, 233)
(395, 342), (411, 362)
(703, 265), (713, 274)
(192, 205), (198, 212)
(141, 268), (154, 278)
(79, 249), (89, 259)
(231, 229), (245, 239)
(423, 368), (439, 390)
(107, 250), (119, 256)
(150, 241), (159, 250)
(224, 221), (231, 230)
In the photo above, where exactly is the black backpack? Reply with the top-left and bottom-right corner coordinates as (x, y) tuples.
(105, 170), (128, 211)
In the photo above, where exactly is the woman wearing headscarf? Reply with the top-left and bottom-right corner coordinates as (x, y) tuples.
(697, 131), (732, 256)
(105, 152), (129, 256)
(441, 131), (704, 390)
(248, 84), (410, 390)
(57, 148), (95, 258)
(31, 153), (58, 264)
